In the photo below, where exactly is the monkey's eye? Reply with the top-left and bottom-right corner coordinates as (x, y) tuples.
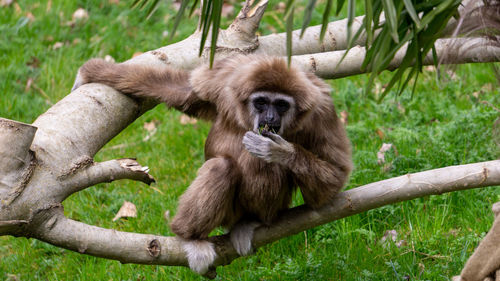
(274, 99), (290, 113)
(253, 97), (269, 111)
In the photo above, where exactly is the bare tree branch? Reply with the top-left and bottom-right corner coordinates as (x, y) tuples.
(291, 37), (500, 79)
(60, 158), (155, 200)
(257, 15), (367, 56)
(21, 160), (500, 271)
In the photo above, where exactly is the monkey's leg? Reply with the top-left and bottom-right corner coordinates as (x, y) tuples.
(230, 220), (261, 256)
(171, 157), (240, 274)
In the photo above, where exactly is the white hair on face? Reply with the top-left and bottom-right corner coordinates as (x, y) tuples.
(247, 92), (296, 135)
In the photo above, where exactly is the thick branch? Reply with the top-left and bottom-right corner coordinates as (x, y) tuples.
(257, 15), (367, 56)
(291, 37), (500, 79)
(58, 158), (155, 201)
(29, 160), (500, 270)
(0, 118), (37, 206)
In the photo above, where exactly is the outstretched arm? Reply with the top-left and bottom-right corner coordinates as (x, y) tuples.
(73, 59), (217, 120)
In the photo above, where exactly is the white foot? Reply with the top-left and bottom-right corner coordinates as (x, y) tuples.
(230, 221), (260, 256)
(182, 240), (217, 274)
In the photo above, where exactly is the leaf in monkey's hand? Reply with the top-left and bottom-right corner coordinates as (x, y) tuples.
(112, 201), (137, 221)
(258, 124), (270, 135)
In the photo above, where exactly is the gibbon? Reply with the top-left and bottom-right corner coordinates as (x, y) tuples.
(73, 55), (352, 274)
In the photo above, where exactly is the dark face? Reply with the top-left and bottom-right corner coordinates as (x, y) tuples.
(249, 92), (295, 134)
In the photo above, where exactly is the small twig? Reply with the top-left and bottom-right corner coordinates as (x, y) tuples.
(58, 158), (155, 201)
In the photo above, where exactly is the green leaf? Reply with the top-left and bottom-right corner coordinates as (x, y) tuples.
(320, 0), (333, 41)
(284, 0), (296, 18)
(171, 0), (192, 37)
(335, 0), (346, 16)
(189, 0), (200, 18)
(209, 0), (224, 67)
(286, 7), (294, 67)
(146, 0), (160, 19)
(346, 0), (355, 45)
(419, 0), (457, 32)
(131, 0), (145, 9)
(403, 0), (421, 29)
(381, 0), (399, 43)
(301, 0), (318, 38)
(199, 0), (213, 57)
(364, 0), (373, 47)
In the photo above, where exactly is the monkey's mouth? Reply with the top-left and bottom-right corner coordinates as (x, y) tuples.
(258, 124), (280, 135)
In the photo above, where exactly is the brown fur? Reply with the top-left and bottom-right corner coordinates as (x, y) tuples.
(77, 55), (352, 239)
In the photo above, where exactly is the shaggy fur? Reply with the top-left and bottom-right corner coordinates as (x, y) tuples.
(75, 55), (353, 272)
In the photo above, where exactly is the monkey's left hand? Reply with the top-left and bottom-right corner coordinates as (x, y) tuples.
(242, 131), (295, 164)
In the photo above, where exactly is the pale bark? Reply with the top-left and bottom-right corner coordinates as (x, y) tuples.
(0, 0), (499, 277)
(19, 160), (500, 270)
(292, 37), (500, 79)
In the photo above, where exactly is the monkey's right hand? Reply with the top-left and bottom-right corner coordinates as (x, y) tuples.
(242, 131), (295, 164)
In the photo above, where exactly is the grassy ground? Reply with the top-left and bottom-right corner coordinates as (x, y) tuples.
(1, 0), (499, 280)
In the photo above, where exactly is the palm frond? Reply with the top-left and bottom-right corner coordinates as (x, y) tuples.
(132, 0), (462, 97)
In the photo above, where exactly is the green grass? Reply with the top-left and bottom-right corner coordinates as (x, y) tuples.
(1, 0), (499, 280)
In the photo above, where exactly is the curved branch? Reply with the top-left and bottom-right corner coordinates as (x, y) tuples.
(291, 37), (500, 79)
(58, 158), (155, 201)
(29, 160), (500, 271)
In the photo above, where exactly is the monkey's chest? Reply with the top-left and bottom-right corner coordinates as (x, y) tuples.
(237, 154), (294, 223)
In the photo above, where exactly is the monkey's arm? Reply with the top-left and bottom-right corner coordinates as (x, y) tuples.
(72, 59), (217, 120)
(243, 131), (352, 208)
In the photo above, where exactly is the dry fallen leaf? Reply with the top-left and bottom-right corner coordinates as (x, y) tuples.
(132, 51), (143, 58)
(0, 0), (13, 7)
(72, 7), (89, 21)
(26, 56), (40, 69)
(164, 210), (171, 222)
(379, 229), (405, 249)
(109, 0), (120, 4)
(104, 55), (115, 63)
(143, 120), (158, 132)
(25, 11), (35, 21)
(377, 143), (397, 165)
(340, 111), (348, 125)
(179, 114), (198, 125)
(112, 201), (137, 221)
(13, 2), (21, 15)
(221, 3), (234, 17)
(376, 128), (385, 139)
(275, 2), (286, 12)
(52, 42), (64, 50)
(424, 65), (436, 72)
(25, 77), (34, 92)
(143, 120), (158, 141)
(482, 83), (494, 92)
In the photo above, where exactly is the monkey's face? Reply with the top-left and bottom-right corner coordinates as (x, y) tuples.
(248, 92), (296, 135)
